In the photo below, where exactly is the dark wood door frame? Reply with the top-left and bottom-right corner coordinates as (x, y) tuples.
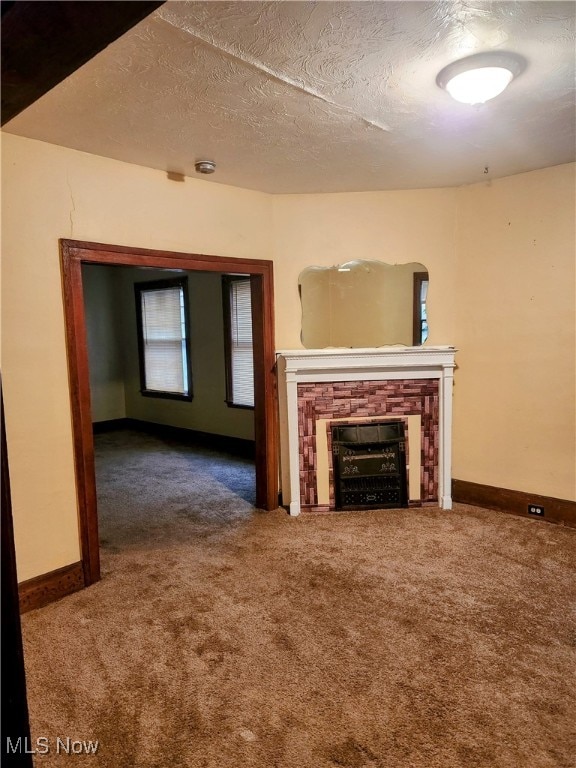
(2, 1), (165, 125)
(1, 378), (33, 765)
(412, 271), (429, 346)
(60, 239), (278, 587)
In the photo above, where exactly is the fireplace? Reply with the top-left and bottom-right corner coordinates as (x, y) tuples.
(278, 347), (457, 515)
(332, 421), (408, 510)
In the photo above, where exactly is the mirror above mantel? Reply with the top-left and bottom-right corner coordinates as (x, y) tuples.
(298, 260), (429, 349)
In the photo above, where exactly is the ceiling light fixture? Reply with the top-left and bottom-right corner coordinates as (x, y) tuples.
(195, 160), (216, 174)
(437, 52), (526, 105)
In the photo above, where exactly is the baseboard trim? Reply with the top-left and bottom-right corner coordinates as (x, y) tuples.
(106, 418), (256, 459)
(452, 480), (576, 528)
(92, 418), (131, 433)
(19, 561), (85, 613)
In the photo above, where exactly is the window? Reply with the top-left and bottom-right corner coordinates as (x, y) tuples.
(222, 276), (254, 408)
(135, 277), (192, 400)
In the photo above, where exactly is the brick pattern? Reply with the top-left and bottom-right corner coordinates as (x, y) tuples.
(297, 379), (439, 508)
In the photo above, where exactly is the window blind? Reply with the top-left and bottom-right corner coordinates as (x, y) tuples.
(230, 279), (254, 407)
(141, 286), (189, 395)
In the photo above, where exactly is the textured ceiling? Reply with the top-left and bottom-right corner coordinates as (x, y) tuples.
(4, 1), (575, 193)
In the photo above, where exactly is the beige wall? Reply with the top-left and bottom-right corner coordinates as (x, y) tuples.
(454, 164), (576, 500)
(272, 187), (459, 349)
(1, 134), (271, 581)
(2, 132), (574, 582)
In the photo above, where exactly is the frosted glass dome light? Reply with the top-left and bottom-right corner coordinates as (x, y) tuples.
(437, 52), (526, 105)
(445, 67), (513, 104)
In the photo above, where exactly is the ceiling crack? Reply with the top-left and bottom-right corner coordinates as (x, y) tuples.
(66, 174), (76, 237)
(156, 10), (391, 133)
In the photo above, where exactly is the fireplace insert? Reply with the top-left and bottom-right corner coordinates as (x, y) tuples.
(331, 421), (408, 510)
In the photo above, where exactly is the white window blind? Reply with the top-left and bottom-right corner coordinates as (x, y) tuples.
(141, 285), (189, 395)
(229, 279), (254, 407)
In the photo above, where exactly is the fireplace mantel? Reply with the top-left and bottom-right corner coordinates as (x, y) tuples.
(277, 346), (457, 516)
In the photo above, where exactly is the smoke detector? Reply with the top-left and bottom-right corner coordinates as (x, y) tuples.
(195, 160), (216, 174)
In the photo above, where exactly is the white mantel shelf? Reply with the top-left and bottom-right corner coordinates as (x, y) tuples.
(278, 346), (457, 378)
(277, 346), (457, 516)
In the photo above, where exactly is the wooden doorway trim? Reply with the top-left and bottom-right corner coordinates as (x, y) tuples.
(2, 378), (33, 764)
(60, 239), (278, 587)
(2, 1), (165, 125)
(412, 271), (429, 347)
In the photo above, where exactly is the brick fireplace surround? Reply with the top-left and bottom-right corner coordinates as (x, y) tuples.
(278, 347), (457, 516)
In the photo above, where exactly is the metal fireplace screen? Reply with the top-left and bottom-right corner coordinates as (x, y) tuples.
(331, 421), (408, 510)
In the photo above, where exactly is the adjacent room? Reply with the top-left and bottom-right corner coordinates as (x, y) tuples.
(83, 262), (258, 553)
(1, 2), (575, 767)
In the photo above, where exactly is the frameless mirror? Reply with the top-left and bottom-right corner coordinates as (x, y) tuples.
(299, 260), (429, 348)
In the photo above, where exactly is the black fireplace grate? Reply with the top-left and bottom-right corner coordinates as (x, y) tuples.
(332, 421), (408, 510)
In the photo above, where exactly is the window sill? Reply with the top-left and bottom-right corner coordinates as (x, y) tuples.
(225, 400), (255, 411)
(140, 390), (193, 402)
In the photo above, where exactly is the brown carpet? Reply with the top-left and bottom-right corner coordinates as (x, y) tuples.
(22, 430), (576, 767)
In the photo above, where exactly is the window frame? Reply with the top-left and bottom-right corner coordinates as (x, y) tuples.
(134, 276), (193, 401)
(222, 274), (254, 410)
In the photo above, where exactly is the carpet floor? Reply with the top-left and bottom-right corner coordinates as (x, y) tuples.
(21, 429), (576, 767)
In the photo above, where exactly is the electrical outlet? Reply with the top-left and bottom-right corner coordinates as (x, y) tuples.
(528, 504), (545, 517)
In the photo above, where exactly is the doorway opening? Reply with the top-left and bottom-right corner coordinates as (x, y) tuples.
(412, 272), (429, 346)
(61, 240), (278, 587)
